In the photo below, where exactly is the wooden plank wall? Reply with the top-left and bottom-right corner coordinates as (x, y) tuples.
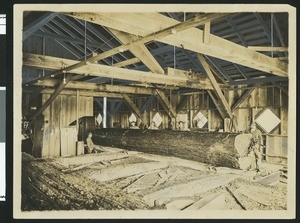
(41, 94), (93, 157)
(266, 135), (288, 164)
(111, 86), (288, 135)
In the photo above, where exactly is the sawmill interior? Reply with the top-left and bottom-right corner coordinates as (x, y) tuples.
(21, 11), (289, 211)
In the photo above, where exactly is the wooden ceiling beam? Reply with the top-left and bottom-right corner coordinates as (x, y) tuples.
(27, 12), (226, 85)
(70, 12), (288, 77)
(33, 79), (156, 95)
(23, 53), (214, 90)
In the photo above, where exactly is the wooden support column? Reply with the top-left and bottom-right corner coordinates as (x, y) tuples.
(122, 93), (146, 123)
(176, 95), (192, 113)
(103, 97), (107, 128)
(155, 89), (177, 118)
(231, 85), (256, 112)
(277, 86), (288, 96)
(198, 54), (232, 119)
(76, 90), (79, 133)
(30, 74), (72, 121)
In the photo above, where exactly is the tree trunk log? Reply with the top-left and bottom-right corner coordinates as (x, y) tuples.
(93, 129), (240, 169)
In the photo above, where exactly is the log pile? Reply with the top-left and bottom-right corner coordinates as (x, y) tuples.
(93, 129), (240, 169)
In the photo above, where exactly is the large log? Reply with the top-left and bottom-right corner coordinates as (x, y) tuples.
(92, 129), (241, 169)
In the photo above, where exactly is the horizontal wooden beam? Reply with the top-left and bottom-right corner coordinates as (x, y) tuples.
(23, 53), (214, 90)
(247, 46), (288, 52)
(24, 87), (123, 98)
(33, 79), (156, 95)
(73, 13), (288, 77)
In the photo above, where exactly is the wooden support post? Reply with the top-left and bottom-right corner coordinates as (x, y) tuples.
(103, 97), (107, 128)
(231, 85), (256, 112)
(76, 90), (79, 133)
(176, 95), (192, 113)
(30, 74), (72, 121)
(198, 54), (232, 119)
(277, 86), (288, 96)
(203, 21), (211, 44)
(122, 93), (146, 123)
(155, 89), (177, 118)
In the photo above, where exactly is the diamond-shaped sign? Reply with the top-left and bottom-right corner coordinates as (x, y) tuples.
(255, 108), (281, 133)
(128, 113), (137, 123)
(152, 112), (163, 127)
(193, 111), (208, 128)
(96, 113), (102, 126)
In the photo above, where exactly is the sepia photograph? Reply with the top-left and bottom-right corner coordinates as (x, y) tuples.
(13, 4), (296, 219)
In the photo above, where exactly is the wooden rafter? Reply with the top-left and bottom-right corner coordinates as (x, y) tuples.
(23, 53), (214, 90)
(28, 13), (227, 85)
(155, 89), (177, 118)
(109, 28), (164, 74)
(68, 12), (288, 77)
(198, 54), (232, 119)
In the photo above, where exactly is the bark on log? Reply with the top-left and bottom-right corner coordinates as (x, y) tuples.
(93, 129), (240, 169)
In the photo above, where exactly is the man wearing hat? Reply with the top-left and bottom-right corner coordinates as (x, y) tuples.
(248, 122), (263, 172)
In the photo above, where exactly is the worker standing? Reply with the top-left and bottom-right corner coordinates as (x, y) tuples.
(247, 123), (263, 172)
